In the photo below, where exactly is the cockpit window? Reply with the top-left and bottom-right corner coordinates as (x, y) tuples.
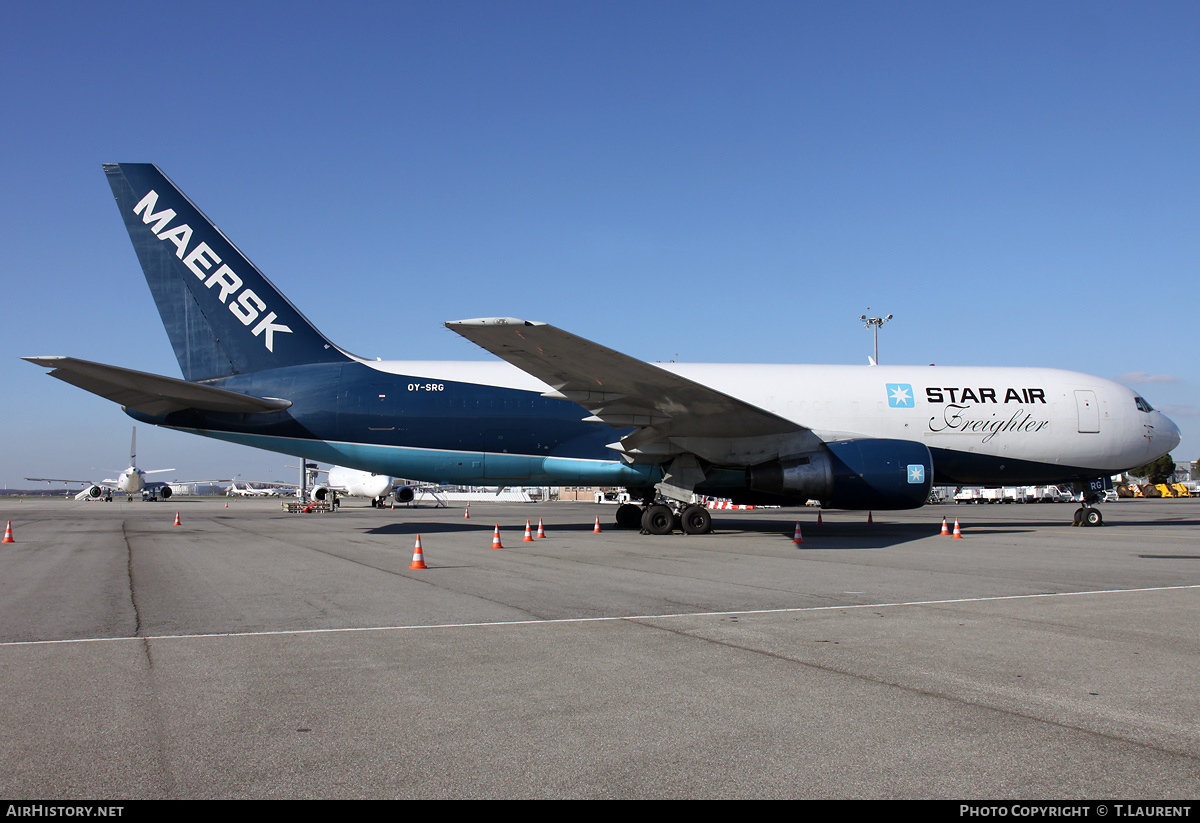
(1135, 397), (1155, 413)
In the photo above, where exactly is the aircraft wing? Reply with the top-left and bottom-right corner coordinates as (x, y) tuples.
(23, 357), (293, 416)
(26, 477), (108, 486)
(445, 318), (807, 448)
(145, 478), (231, 487)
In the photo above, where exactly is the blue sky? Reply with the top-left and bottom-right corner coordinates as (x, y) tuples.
(2, 0), (1196, 488)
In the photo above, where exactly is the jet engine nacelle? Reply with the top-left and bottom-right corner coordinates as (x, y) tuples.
(158, 486), (172, 499)
(311, 484), (331, 502)
(746, 438), (933, 510)
(85, 485), (103, 499)
(393, 486), (415, 504)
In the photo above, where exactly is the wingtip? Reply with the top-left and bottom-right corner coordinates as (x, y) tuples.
(22, 356), (67, 366)
(445, 317), (544, 329)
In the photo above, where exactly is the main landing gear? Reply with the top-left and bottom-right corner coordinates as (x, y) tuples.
(614, 501), (715, 535)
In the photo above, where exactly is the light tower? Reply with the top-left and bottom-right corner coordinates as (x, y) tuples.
(860, 310), (892, 365)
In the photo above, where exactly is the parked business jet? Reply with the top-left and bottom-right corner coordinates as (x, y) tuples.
(27, 427), (176, 500)
(226, 482), (282, 497)
(25, 164), (1180, 531)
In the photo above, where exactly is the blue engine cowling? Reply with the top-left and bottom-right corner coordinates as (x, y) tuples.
(746, 438), (933, 510)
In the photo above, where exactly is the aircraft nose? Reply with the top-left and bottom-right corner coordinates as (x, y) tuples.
(1156, 410), (1182, 453)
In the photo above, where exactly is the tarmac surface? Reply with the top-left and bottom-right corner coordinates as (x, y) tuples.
(0, 495), (1198, 799)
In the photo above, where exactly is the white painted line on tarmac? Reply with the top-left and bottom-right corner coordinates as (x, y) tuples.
(2, 584), (1197, 649)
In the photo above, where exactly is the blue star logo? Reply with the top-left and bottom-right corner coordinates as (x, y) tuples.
(907, 464), (925, 484)
(887, 383), (915, 408)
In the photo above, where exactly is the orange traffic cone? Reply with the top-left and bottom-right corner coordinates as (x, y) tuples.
(593, 516), (602, 534)
(173, 512), (181, 526)
(867, 511), (874, 524)
(225, 502), (229, 508)
(536, 518), (546, 538)
(2, 521), (13, 543)
(792, 522), (804, 544)
(464, 504), (470, 520)
(523, 520), (535, 542)
(490, 525), (504, 549)
(940, 516), (949, 536)
(951, 517), (963, 539)
(816, 510), (823, 525)
(409, 535), (428, 569)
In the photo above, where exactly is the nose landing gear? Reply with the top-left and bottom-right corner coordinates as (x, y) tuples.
(1071, 484), (1107, 527)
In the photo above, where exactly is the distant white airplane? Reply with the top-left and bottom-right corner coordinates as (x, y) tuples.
(310, 466), (410, 508)
(226, 482), (282, 497)
(27, 427), (178, 500)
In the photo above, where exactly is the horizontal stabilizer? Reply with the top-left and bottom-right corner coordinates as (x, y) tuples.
(23, 356), (292, 416)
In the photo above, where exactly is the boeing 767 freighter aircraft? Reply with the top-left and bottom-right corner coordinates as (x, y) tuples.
(25, 164), (1180, 533)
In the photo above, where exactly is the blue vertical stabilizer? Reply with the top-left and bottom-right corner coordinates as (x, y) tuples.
(103, 163), (351, 381)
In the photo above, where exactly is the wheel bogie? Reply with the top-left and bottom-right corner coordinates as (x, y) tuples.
(629, 502), (715, 535)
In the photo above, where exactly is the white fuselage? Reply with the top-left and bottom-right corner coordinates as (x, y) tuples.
(327, 466), (395, 500)
(115, 467), (144, 494)
(369, 359), (1178, 478)
(229, 483), (273, 496)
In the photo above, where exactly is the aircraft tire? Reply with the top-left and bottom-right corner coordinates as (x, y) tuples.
(680, 504), (712, 535)
(641, 504), (675, 535)
(615, 503), (642, 529)
(1083, 507), (1103, 527)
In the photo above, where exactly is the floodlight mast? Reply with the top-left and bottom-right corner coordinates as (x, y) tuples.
(859, 310), (892, 365)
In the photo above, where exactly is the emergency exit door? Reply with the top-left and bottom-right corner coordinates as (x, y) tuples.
(1075, 390), (1100, 433)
